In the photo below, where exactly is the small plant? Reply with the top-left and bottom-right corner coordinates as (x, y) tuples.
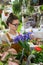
(32, 46), (43, 63)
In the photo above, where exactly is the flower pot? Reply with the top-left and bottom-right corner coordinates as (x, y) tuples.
(0, 10), (2, 14)
(5, 12), (9, 16)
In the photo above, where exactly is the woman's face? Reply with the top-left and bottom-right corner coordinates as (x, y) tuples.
(9, 19), (19, 31)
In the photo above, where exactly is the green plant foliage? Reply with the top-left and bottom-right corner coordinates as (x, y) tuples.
(17, 23), (22, 32)
(33, 51), (43, 63)
(19, 0), (23, 5)
(32, 46), (43, 63)
(18, 40), (30, 55)
(40, 5), (43, 11)
(29, 6), (34, 13)
(25, 0), (29, 6)
(12, 0), (21, 14)
(0, 62), (3, 65)
(4, 63), (8, 65)
(12, 0), (31, 15)
(1, 21), (8, 28)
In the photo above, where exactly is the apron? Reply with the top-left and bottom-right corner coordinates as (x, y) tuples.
(6, 32), (22, 52)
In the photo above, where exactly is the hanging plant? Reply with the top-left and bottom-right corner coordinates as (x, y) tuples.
(12, 0), (21, 15)
(12, 0), (30, 15)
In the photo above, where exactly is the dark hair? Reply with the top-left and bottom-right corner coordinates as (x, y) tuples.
(6, 13), (18, 26)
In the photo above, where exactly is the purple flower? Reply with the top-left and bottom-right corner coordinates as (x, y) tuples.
(27, 32), (32, 36)
(23, 32), (32, 40)
(27, 32), (32, 39)
(13, 36), (19, 43)
(13, 35), (24, 43)
(13, 32), (32, 43)
(17, 35), (24, 41)
(23, 34), (29, 40)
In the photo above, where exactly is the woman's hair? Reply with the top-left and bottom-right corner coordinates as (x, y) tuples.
(6, 13), (18, 26)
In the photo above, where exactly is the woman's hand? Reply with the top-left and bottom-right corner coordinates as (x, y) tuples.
(8, 48), (17, 55)
(0, 53), (2, 57)
(1, 52), (9, 61)
(8, 61), (19, 65)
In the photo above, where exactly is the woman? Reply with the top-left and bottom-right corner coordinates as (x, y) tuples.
(0, 13), (20, 65)
(1, 13), (20, 43)
(5, 13), (22, 52)
(2, 13), (33, 52)
(6, 13), (20, 39)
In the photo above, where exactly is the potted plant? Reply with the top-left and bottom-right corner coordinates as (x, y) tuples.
(4, 12), (9, 16)
(31, 46), (43, 65)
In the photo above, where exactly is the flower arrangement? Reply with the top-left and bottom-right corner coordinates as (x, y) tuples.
(13, 32), (32, 53)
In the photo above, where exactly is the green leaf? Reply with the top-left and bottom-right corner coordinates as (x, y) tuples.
(0, 61), (3, 65)
(4, 63), (8, 65)
(17, 23), (22, 32)
(19, 41), (26, 48)
(40, 5), (43, 11)
(12, 0), (21, 14)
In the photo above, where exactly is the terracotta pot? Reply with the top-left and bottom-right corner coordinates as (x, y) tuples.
(5, 12), (9, 16)
(0, 10), (2, 14)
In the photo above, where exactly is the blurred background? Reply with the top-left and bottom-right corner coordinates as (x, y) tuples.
(0, 0), (43, 32)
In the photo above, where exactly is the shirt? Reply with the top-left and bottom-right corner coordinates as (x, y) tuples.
(1, 32), (19, 45)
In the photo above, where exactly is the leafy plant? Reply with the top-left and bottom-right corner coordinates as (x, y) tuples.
(13, 33), (32, 63)
(29, 6), (34, 13)
(0, 61), (3, 65)
(18, 40), (30, 55)
(40, 5), (43, 11)
(32, 46), (43, 63)
(12, 0), (21, 15)
(1, 21), (8, 28)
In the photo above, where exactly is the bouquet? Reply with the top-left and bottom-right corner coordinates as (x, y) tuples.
(12, 32), (33, 64)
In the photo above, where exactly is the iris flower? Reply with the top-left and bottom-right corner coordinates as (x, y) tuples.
(13, 32), (32, 43)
